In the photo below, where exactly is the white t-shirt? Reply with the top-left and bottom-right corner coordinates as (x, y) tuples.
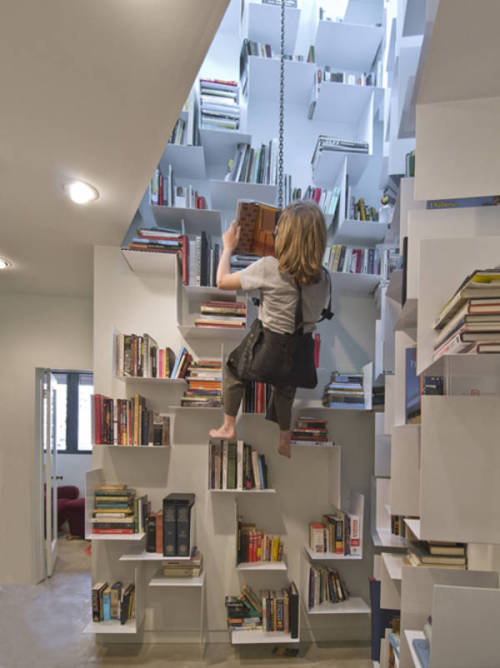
(239, 256), (330, 334)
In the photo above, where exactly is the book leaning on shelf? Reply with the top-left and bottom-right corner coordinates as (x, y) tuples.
(226, 582), (299, 637)
(308, 566), (349, 608)
(150, 164), (206, 209)
(237, 517), (283, 563)
(115, 333), (191, 379)
(92, 581), (135, 624)
(433, 268), (500, 358)
(92, 484), (149, 535)
(209, 440), (269, 490)
(92, 393), (170, 446)
(309, 506), (361, 556)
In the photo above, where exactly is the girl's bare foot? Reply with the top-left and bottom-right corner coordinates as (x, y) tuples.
(278, 430), (292, 458)
(209, 425), (236, 440)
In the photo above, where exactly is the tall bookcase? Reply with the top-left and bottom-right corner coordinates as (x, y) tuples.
(87, 0), (396, 646)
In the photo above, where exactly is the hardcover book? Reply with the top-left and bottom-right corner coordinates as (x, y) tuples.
(234, 200), (280, 257)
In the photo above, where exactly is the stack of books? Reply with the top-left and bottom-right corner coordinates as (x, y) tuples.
(312, 135), (369, 165)
(209, 440), (269, 490)
(308, 566), (349, 608)
(405, 541), (467, 570)
(124, 227), (183, 255)
(309, 507), (361, 556)
(405, 347), (443, 424)
(92, 484), (148, 535)
(92, 581), (135, 625)
(322, 371), (365, 409)
(225, 140), (278, 185)
(194, 300), (247, 330)
(150, 165), (206, 209)
(158, 548), (203, 579)
(162, 493), (195, 557)
(325, 244), (396, 277)
(92, 393), (170, 446)
(199, 78), (240, 131)
(115, 334), (191, 380)
(226, 583), (299, 638)
(237, 518), (284, 563)
(182, 359), (222, 408)
(182, 231), (221, 287)
(433, 268), (500, 358)
(243, 381), (272, 414)
(291, 417), (330, 446)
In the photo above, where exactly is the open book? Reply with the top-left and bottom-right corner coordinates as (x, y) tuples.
(234, 200), (280, 257)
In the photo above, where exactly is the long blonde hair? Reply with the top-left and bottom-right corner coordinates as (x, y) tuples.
(274, 200), (326, 285)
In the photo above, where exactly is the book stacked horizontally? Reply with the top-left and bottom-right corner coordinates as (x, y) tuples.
(182, 359), (222, 407)
(243, 381), (272, 414)
(194, 300), (247, 329)
(308, 566), (349, 608)
(405, 541), (467, 570)
(125, 226), (183, 255)
(309, 507), (361, 556)
(92, 393), (170, 446)
(237, 518), (283, 563)
(312, 135), (369, 165)
(226, 583), (299, 638)
(199, 78), (240, 131)
(92, 484), (148, 535)
(433, 268), (500, 358)
(209, 440), (269, 490)
(323, 371), (365, 409)
(291, 417), (330, 446)
(159, 548), (203, 579)
(115, 333), (191, 379)
(92, 581), (135, 625)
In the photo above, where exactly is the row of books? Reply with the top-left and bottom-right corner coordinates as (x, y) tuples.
(194, 300), (247, 330)
(92, 485), (149, 535)
(322, 370), (365, 409)
(309, 507), (361, 556)
(150, 166), (207, 209)
(308, 566), (349, 608)
(348, 196), (380, 222)
(318, 66), (377, 87)
(237, 518), (284, 563)
(243, 381), (271, 414)
(405, 347), (443, 424)
(391, 514), (411, 538)
(225, 583), (299, 638)
(312, 135), (369, 165)
(115, 333), (189, 379)
(325, 245), (399, 278)
(181, 231), (220, 287)
(291, 417), (330, 446)
(405, 540), (467, 570)
(433, 269), (500, 358)
(92, 394), (170, 446)
(209, 440), (269, 490)
(92, 581), (135, 624)
(300, 185), (341, 218)
(182, 359), (222, 408)
(225, 140), (279, 185)
(125, 226), (183, 255)
(199, 78), (240, 131)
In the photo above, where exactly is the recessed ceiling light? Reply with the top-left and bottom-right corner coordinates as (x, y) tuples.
(0, 257), (12, 270)
(64, 180), (99, 204)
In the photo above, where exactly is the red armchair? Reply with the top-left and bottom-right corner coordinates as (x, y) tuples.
(57, 485), (85, 538)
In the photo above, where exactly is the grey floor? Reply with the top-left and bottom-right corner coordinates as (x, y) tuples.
(0, 538), (372, 668)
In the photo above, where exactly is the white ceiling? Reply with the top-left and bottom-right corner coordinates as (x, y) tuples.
(0, 0), (228, 297)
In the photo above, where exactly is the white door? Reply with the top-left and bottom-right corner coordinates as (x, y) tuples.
(41, 369), (58, 577)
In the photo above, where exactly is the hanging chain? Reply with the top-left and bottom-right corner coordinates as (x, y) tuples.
(278, 0), (285, 209)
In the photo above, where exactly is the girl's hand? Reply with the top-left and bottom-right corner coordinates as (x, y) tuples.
(223, 221), (241, 251)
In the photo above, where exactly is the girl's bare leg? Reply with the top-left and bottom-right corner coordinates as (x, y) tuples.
(209, 414), (237, 440)
(278, 430), (292, 458)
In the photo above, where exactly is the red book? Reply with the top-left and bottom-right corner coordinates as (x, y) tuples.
(354, 249), (362, 273)
(314, 333), (320, 368)
(256, 383), (264, 414)
(312, 188), (322, 204)
(181, 234), (189, 285)
(156, 512), (163, 554)
(93, 394), (101, 445)
(198, 196), (206, 210)
(200, 78), (237, 86)
(158, 173), (164, 206)
(256, 532), (263, 561)
(92, 529), (134, 534)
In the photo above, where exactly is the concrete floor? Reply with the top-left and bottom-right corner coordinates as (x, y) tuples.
(0, 538), (372, 668)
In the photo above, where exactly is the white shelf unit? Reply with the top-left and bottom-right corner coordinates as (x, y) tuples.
(177, 324), (246, 341)
(312, 81), (383, 125)
(390, 424), (420, 517)
(405, 629), (426, 668)
(83, 619), (139, 635)
(149, 572), (204, 588)
(159, 143), (206, 180)
(244, 1), (300, 54)
(115, 376), (186, 385)
(403, 518), (421, 540)
(304, 546), (362, 561)
(96, 444), (170, 450)
(210, 488), (276, 494)
(374, 413), (391, 478)
(330, 271), (381, 296)
(200, 128), (252, 178)
(380, 552), (404, 610)
(121, 249), (178, 275)
(120, 552), (194, 562)
(371, 477), (407, 550)
(308, 598), (370, 615)
(209, 179), (277, 211)
(236, 561), (287, 572)
(231, 629), (299, 645)
(150, 205), (222, 236)
(314, 20), (384, 71)
(244, 56), (315, 105)
(332, 220), (388, 247)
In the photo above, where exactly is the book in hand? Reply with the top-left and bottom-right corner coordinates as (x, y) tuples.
(234, 200), (280, 258)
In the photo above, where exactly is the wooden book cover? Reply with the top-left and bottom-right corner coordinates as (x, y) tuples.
(234, 200), (280, 257)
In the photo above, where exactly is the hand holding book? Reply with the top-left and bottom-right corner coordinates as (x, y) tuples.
(223, 221), (241, 252)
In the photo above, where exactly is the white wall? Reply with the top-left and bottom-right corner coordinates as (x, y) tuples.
(0, 293), (92, 584)
(92, 245), (375, 642)
(57, 454), (91, 498)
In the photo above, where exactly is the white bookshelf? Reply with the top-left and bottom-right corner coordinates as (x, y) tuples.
(160, 143), (206, 180)
(200, 128), (252, 173)
(390, 424), (420, 517)
(88, 533), (146, 541)
(121, 250), (178, 275)
(115, 375), (186, 385)
(209, 179), (277, 211)
(231, 629), (299, 645)
(304, 546), (361, 561)
(308, 598), (370, 615)
(330, 271), (382, 296)
(312, 81), (383, 124)
(404, 518), (421, 540)
(210, 489), (276, 494)
(236, 561), (287, 572)
(314, 20), (383, 71)
(313, 149), (371, 187)
(245, 1), (300, 54)
(332, 220), (388, 246)
(83, 619), (139, 635)
(177, 324), (246, 341)
(244, 56), (315, 105)
(120, 552), (193, 562)
(371, 477), (407, 550)
(150, 205), (222, 236)
(380, 552), (404, 609)
(149, 572), (205, 588)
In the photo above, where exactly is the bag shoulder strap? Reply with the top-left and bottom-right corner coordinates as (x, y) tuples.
(294, 268), (333, 333)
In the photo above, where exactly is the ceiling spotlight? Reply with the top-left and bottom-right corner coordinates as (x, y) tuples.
(65, 180), (99, 204)
(0, 257), (11, 270)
